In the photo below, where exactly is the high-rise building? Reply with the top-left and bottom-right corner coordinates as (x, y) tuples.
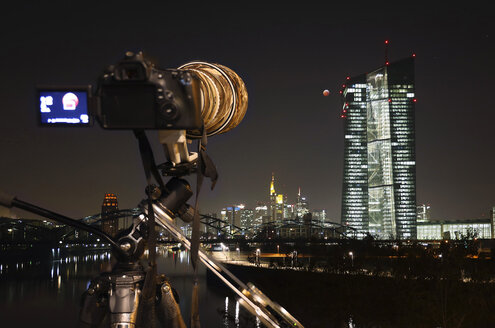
(312, 209), (327, 225)
(296, 187), (309, 220)
(239, 205), (254, 231)
(269, 173), (284, 222)
(268, 173), (286, 222)
(417, 204), (431, 223)
(341, 57), (417, 240)
(275, 194), (285, 222)
(254, 204), (268, 228)
(101, 193), (119, 237)
(284, 204), (295, 220)
(221, 205), (246, 235)
(269, 173), (278, 221)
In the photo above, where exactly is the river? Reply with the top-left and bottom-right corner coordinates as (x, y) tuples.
(4, 246), (491, 327)
(0, 246), (261, 328)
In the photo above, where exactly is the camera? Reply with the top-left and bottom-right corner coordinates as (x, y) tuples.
(97, 51), (202, 130)
(37, 51), (248, 135)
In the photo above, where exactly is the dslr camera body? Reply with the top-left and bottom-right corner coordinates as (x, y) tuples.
(97, 52), (202, 130)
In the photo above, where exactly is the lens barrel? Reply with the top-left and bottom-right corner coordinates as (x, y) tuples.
(178, 62), (248, 138)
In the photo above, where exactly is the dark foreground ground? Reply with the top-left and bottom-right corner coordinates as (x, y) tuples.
(220, 264), (495, 328)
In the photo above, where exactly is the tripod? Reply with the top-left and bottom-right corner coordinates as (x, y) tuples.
(78, 177), (193, 328)
(0, 129), (305, 328)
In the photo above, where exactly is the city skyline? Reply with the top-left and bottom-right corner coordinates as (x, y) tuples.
(216, 173), (326, 219)
(0, 3), (493, 224)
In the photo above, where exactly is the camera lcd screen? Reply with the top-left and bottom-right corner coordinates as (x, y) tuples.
(38, 87), (91, 126)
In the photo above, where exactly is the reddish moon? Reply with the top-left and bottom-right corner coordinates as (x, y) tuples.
(323, 89), (330, 96)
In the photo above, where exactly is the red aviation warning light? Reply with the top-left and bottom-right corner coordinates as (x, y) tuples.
(384, 39), (389, 66)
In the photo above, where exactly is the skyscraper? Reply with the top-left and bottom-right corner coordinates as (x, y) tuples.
(254, 204), (268, 223)
(239, 206), (254, 232)
(101, 193), (119, 237)
(221, 206), (242, 234)
(269, 173), (277, 221)
(295, 187), (309, 220)
(269, 173), (285, 222)
(341, 57), (417, 240)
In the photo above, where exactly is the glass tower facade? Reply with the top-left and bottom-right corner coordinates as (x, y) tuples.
(341, 57), (417, 239)
(341, 74), (369, 238)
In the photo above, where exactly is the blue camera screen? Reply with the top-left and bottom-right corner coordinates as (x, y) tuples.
(39, 90), (90, 125)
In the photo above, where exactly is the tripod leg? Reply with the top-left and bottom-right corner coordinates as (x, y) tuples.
(78, 278), (108, 328)
(190, 280), (200, 328)
(156, 281), (187, 328)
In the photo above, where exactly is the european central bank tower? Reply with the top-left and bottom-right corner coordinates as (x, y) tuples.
(341, 57), (417, 240)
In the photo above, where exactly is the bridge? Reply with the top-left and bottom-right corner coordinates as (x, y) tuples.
(1, 210), (358, 245)
(199, 213), (357, 239)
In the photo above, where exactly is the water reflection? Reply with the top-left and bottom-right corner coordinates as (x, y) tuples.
(235, 300), (240, 327)
(225, 296), (230, 327)
(0, 246), (261, 328)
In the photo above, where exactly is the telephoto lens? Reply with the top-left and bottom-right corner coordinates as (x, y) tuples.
(178, 62), (248, 138)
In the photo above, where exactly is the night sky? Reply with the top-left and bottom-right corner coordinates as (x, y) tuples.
(1, 2), (494, 222)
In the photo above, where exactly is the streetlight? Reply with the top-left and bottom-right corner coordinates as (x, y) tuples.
(277, 245), (280, 254)
(349, 251), (354, 267)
